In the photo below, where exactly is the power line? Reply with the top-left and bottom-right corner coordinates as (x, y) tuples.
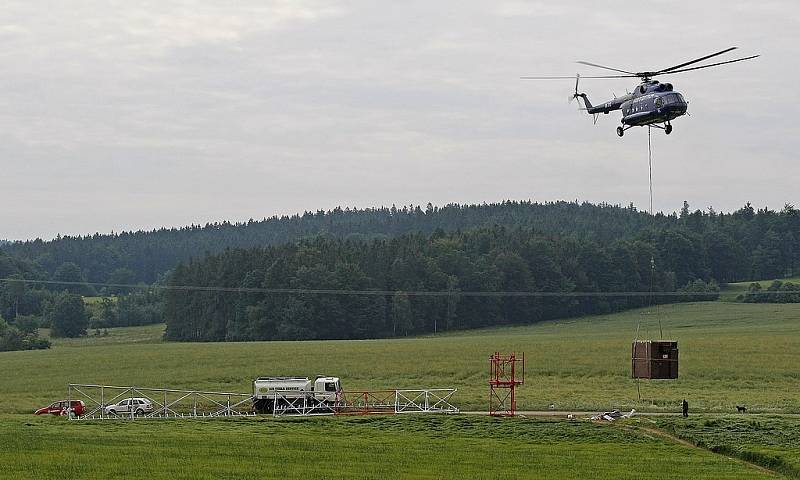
(0, 277), (779, 298)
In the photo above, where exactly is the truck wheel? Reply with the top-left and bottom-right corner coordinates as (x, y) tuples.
(135, 408), (144, 415)
(108, 409), (116, 415)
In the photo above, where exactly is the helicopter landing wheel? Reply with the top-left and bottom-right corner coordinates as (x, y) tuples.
(616, 126), (624, 137)
(665, 124), (672, 135)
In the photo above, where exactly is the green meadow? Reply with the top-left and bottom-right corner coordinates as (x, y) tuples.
(2, 301), (798, 414)
(0, 414), (784, 480)
(656, 415), (800, 478)
(1, 301), (799, 479)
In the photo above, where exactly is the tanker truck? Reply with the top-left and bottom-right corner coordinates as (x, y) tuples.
(252, 375), (342, 414)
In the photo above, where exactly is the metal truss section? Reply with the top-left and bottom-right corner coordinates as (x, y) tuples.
(394, 389), (459, 414)
(67, 384), (255, 420)
(67, 384), (458, 420)
(489, 352), (525, 416)
(271, 389), (459, 417)
(332, 390), (396, 415)
(268, 391), (339, 417)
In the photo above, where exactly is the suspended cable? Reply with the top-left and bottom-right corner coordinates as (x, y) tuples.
(648, 126), (654, 217)
(645, 126), (664, 339)
(0, 277), (760, 298)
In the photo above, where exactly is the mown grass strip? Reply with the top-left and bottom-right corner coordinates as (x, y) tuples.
(655, 416), (800, 478)
(0, 414), (781, 480)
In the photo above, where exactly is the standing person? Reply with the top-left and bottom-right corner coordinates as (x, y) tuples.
(682, 399), (688, 418)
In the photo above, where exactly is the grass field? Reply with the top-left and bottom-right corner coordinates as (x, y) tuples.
(0, 414), (783, 480)
(2, 301), (799, 478)
(1, 301), (798, 414)
(655, 416), (800, 478)
(40, 323), (165, 347)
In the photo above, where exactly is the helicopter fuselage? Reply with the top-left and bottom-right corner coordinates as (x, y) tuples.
(584, 80), (688, 127)
(621, 91), (688, 126)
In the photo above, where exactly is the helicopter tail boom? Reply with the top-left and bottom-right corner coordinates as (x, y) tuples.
(569, 74), (595, 111)
(570, 73), (621, 121)
(575, 93), (593, 109)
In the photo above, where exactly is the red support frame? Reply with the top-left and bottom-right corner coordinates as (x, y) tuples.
(488, 352), (525, 416)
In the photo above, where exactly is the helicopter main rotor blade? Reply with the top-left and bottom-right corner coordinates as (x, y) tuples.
(520, 74), (637, 79)
(576, 61), (636, 75)
(655, 54), (760, 75)
(652, 47), (738, 74)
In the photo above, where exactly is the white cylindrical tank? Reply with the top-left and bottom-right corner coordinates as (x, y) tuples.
(253, 377), (312, 399)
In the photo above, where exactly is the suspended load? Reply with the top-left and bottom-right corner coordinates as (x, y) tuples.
(631, 340), (678, 379)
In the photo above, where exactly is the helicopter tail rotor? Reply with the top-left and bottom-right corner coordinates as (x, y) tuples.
(567, 73), (600, 124)
(568, 73), (581, 106)
(570, 74), (594, 110)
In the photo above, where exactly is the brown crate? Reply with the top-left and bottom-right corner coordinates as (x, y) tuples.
(631, 340), (678, 379)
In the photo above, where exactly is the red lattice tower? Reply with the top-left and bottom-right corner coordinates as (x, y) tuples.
(488, 352), (525, 416)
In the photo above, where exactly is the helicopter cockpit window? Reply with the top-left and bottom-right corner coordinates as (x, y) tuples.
(655, 97), (664, 108)
(662, 93), (685, 105)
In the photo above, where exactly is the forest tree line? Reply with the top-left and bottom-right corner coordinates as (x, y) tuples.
(5, 200), (798, 285)
(2, 200), (799, 345)
(164, 226), (726, 342)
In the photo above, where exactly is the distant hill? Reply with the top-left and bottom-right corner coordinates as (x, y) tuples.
(2, 200), (798, 286)
(2, 201), (656, 283)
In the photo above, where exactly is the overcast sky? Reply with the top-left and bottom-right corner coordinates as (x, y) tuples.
(1, 1), (796, 240)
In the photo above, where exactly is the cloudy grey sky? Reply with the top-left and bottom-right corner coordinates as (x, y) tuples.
(1, 1), (796, 240)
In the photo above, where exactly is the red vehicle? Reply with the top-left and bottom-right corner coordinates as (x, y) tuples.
(34, 400), (85, 417)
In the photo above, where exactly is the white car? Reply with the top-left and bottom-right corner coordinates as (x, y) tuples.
(105, 397), (155, 416)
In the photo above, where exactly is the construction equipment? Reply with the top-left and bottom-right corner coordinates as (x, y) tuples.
(252, 376), (341, 414)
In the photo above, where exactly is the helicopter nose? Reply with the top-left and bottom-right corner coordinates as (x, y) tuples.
(664, 103), (687, 116)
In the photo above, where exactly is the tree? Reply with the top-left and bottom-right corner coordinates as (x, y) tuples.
(751, 230), (784, 279)
(703, 231), (739, 283)
(96, 297), (117, 327)
(13, 315), (40, 334)
(0, 315), (50, 351)
(391, 292), (413, 336)
(52, 262), (94, 295)
(6, 274), (25, 318)
(49, 293), (88, 338)
(679, 201), (690, 220)
(106, 268), (136, 294)
(0, 317), (23, 351)
(444, 276), (459, 332)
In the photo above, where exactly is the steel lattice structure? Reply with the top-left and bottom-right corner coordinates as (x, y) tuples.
(488, 352), (525, 416)
(66, 384), (458, 420)
(67, 384), (255, 420)
(269, 388), (459, 416)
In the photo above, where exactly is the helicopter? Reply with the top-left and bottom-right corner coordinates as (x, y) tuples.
(522, 47), (759, 137)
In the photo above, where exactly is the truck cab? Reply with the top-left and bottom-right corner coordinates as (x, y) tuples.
(313, 376), (342, 402)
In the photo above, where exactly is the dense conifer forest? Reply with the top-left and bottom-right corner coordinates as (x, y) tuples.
(3, 201), (799, 284)
(164, 226), (725, 341)
(2, 200), (799, 343)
